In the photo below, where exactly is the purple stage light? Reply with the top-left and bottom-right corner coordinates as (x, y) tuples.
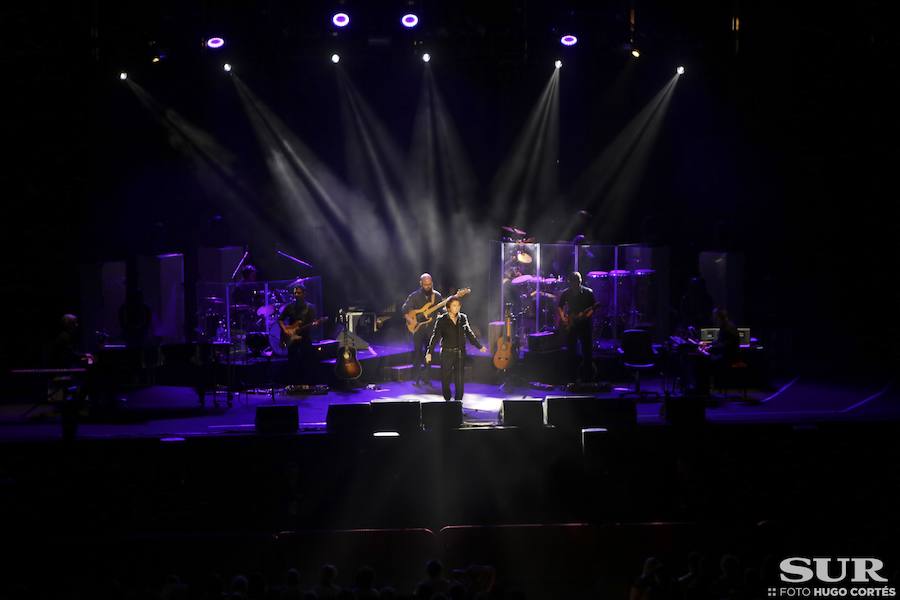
(332, 12), (350, 27)
(401, 13), (419, 28)
(560, 35), (578, 46)
(206, 37), (225, 49)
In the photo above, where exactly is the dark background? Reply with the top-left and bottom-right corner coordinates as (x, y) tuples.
(2, 0), (897, 374)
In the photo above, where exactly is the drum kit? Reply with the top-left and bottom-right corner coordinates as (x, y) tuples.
(504, 265), (657, 344)
(506, 273), (566, 339)
(197, 280), (309, 357)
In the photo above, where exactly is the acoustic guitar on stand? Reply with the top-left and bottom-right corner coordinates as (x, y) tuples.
(493, 304), (515, 370)
(404, 288), (471, 334)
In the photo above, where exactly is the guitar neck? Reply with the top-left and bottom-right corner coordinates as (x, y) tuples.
(422, 298), (451, 318)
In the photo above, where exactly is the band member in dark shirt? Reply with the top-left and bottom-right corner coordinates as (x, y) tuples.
(425, 296), (487, 401)
(686, 307), (741, 395)
(705, 308), (739, 363)
(401, 273), (444, 387)
(278, 283), (318, 384)
(231, 264), (259, 306)
(557, 272), (596, 382)
(47, 314), (94, 368)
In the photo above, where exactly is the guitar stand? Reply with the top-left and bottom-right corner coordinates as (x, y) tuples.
(497, 350), (527, 393)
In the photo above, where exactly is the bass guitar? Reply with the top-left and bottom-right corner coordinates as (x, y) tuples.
(404, 288), (471, 334)
(558, 302), (602, 332)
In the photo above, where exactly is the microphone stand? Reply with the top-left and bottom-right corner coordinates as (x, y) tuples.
(275, 249), (314, 270)
(230, 250), (249, 281)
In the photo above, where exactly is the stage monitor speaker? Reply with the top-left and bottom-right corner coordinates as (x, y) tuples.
(662, 394), (706, 427)
(255, 404), (299, 434)
(422, 401), (463, 430)
(500, 400), (544, 428)
(545, 395), (636, 430)
(326, 403), (372, 435)
(371, 401), (422, 434)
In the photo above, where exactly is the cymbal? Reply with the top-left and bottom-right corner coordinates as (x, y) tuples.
(501, 225), (527, 236)
(287, 277), (308, 288)
(230, 304), (252, 311)
(203, 296), (224, 304)
(511, 274), (536, 285)
(256, 305), (276, 317)
(530, 290), (557, 299)
(516, 251), (533, 264)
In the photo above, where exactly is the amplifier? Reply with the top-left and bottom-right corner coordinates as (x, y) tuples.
(527, 330), (561, 352)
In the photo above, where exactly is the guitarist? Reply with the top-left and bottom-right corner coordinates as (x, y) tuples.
(557, 272), (596, 382)
(278, 283), (318, 384)
(401, 273), (443, 388)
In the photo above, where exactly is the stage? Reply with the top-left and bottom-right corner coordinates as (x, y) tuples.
(1, 372), (895, 442)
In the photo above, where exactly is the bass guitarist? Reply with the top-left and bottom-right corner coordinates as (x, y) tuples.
(278, 282), (318, 384)
(401, 273), (443, 388)
(557, 271), (596, 382)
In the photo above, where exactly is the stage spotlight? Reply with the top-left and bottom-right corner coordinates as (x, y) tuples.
(631, 48), (641, 58)
(401, 13), (419, 28)
(151, 56), (160, 63)
(331, 53), (341, 64)
(119, 72), (128, 80)
(560, 34), (578, 46)
(555, 59), (563, 69)
(677, 65), (685, 75)
(332, 12), (350, 27)
(206, 37), (225, 49)
(422, 52), (431, 63)
(223, 63), (232, 72)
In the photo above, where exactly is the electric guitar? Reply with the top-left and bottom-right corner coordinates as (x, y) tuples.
(558, 302), (602, 331)
(279, 317), (328, 349)
(493, 305), (514, 370)
(404, 288), (471, 334)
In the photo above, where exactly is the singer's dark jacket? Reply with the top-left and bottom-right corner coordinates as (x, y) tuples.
(427, 312), (483, 354)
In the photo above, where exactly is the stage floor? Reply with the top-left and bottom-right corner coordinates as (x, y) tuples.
(0, 374), (897, 442)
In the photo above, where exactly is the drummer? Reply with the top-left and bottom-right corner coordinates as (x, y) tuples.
(231, 264), (259, 306)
